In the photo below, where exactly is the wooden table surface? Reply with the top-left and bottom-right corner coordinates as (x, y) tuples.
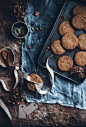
(0, 0), (86, 127)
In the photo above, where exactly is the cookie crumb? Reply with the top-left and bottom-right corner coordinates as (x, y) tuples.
(60, 16), (64, 20)
(22, 59), (25, 62)
(36, 26), (41, 31)
(37, 67), (40, 71)
(34, 12), (39, 16)
(8, 100), (11, 103)
(17, 41), (22, 45)
(28, 46), (32, 49)
(46, 47), (50, 52)
(70, 66), (85, 78)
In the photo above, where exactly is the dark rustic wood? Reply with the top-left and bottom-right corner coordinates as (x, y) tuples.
(0, 0), (86, 127)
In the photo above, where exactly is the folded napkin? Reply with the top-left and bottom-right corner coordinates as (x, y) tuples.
(21, 0), (86, 110)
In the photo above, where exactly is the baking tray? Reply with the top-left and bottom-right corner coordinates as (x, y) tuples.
(38, 0), (86, 83)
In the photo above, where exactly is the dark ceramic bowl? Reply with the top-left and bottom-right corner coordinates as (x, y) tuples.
(11, 21), (28, 38)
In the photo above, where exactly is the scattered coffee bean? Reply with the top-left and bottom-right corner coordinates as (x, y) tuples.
(17, 41), (22, 45)
(11, 2), (25, 20)
(9, 87), (26, 105)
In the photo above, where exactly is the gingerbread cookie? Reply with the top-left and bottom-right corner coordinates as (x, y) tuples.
(59, 21), (74, 35)
(51, 40), (65, 55)
(75, 51), (86, 66)
(78, 34), (86, 50)
(57, 56), (73, 71)
(27, 73), (43, 92)
(61, 33), (78, 50)
(72, 14), (86, 29)
(72, 5), (86, 16)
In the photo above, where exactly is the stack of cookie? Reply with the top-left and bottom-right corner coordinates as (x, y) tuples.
(51, 5), (86, 72)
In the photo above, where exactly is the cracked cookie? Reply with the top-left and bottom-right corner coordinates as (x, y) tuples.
(51, 40), (65, 55)
(62, 33), (78, 50)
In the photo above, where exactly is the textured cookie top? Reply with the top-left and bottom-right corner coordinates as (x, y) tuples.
(72, 14), (86, 29)
(51, 40), (65, 55)
(27, 73), (43, 92)
(72, 5), (86, 16)
(62, 33), (78, 50)
(75, 51), (86, 66)
(78, 34), (86, 50)
(59, 21), (74, 35)
(57, 56), (73, 71)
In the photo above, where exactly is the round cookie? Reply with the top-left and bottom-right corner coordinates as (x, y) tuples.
(72, 5), (86, 16)
(27, 73), (43, 92)
(61, 33), (78, 50)
(75, 51), (86, 66)
(59, 21), (74, 36)
(78, 34), (86, 50)
(51, 40), (65, 55)
(72, 14), (86, 29)
(57, 56), (73, 71)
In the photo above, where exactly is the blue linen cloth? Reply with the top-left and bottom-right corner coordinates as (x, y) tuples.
(21, 0), (86, 110)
